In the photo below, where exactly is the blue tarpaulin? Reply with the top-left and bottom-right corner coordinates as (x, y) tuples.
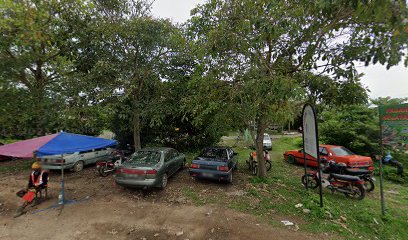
(35, 132), (117, 157)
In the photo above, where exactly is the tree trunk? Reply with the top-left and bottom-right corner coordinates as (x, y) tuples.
(255, 118), (267, 177)
(32, 87), (47, 136)
(249, 125), (257, 147)
(133, 110), (141, 150)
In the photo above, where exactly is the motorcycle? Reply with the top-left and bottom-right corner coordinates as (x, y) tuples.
(302, 161), (366, 200)
(97, 149), (131, 177)
(323, 160), (375, 192)
(246, 150), (272, 175)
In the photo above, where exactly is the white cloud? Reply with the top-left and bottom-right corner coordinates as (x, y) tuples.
(358, 63), (408, 99)
(151, 0), (204, 23)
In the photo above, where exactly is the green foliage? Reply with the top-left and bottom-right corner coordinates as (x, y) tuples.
(0, 0), (108, 137)
(320, 105), (379, 155)
(299, 72), (369, 108)
(187, 0), (407, 176)
(371, 97), (408, 106)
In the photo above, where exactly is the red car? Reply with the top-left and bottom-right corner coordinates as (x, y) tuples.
(284, 145), (374, 171)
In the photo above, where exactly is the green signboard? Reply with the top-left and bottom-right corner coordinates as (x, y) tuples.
(379, 103), (408, 149)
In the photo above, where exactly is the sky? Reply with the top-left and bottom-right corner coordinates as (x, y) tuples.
(151, 0), (408, 99)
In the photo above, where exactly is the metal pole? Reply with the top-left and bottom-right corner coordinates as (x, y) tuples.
(378, 107), (385, 215)
(317, 154), (323, 208)
(303, 132), (308, 190)
(302, 105), (308, 190)
(314, 107), (323, 208)
(59, 154), (65, 205)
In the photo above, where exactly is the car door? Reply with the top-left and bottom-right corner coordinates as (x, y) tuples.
(170, 149), (184, 174)
(164, 150), (176, 176)
(172, 149), (183, 170)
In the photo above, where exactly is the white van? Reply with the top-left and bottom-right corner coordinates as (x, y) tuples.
(41, 147), (112, 172)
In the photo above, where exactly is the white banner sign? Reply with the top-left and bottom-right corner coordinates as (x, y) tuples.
(303, 105), (318, 158)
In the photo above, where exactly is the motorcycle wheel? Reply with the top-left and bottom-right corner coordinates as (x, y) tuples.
(98, 166), (110, 177)
(301, 174), (319, 189)
(246, 159), (252, 170)
(364, 178), (375, 192)
(344, 184), (365, 200)
(266, 160), (272, 171)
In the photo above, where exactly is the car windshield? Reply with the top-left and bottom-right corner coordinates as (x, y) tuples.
(126, 151), (161, 166)
(263, 135), (270, 141)
(331, 147), (354, 156)
(200, 148), (228, 160)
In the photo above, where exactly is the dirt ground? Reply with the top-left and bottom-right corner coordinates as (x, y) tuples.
(0, 160), (331, 240)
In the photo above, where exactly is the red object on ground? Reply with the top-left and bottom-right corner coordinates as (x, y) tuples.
(283, 144), (374, 170)
(0, 134), (57, 158)
(22, 191), (35, 202)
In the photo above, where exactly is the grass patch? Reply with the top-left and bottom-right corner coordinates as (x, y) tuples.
(0, 138), (19, 144)
(0, 160), (32, 172)
(182, 187), (205, 206)
(207, 136), (408, 239)
(247, 137), (408, 239)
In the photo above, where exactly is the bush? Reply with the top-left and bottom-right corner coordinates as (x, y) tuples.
(319, 105), (379, 156)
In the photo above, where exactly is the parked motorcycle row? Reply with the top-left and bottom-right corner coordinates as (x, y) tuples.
(302, 160), (375, 200)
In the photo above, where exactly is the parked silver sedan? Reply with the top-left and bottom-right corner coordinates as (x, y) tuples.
(114, 147), (185, 189)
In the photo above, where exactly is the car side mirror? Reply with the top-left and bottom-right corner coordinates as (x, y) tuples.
(233, 152), (238, 156)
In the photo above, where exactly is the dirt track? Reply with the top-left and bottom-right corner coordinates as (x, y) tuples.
(0, 161), (331, 240)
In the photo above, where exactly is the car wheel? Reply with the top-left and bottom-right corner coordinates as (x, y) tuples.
(160, 173), (168, 189)
(234, 161), (238, 170)
(72, 161), (84, 172)
(287, 155), (296, 164)
(227, 172), (233, 183)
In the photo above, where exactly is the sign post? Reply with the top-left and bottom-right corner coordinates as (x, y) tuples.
(302, 104), (323, 207)
(378, 103), (408, 215)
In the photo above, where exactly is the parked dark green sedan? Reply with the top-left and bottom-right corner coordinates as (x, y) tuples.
(114, 147), (185, 189)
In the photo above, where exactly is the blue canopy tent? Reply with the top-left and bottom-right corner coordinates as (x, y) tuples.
(35, 132), (117, 157)
(0, 132), (118, 213)
(0, 132), (117, 158)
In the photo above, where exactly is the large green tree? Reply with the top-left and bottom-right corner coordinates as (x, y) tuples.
(0, 0), (94, 135)
(188, 0), (407, 176)
(73, 1), (185, 150)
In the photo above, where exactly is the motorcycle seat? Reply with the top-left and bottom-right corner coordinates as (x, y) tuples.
(345, 169), (370, 175)
(330, 173), (361, 182)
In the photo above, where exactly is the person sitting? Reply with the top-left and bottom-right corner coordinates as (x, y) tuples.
(14, 161), (49, 217)
(382, 151), (404, 176)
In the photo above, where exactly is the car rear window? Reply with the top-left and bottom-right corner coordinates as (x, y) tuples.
(200, 148), (228, 161)
(331, 147), (354, 156)
(126, 151), (161, 166)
